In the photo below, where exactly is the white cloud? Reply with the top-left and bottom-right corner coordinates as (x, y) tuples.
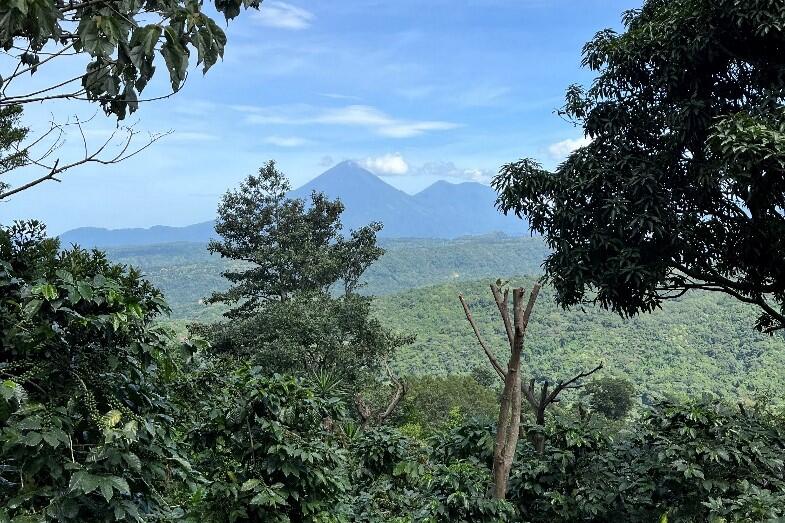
(318, 93), (362, 101)
(238, 104), (459, 139)
(362, 153), (409, 175)
(547, 136), (591, 160)
(415, 161), (494, 183)
(316, 105), (391, 127)
(378, 121), (459, 138)
(254, 2), (314, 30)
(263, 135), (310, 147)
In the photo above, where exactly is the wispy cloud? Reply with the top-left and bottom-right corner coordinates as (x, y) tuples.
(239, 104), (460, 139)
(415, 161), (495, 183)
(318, 155), (335, 167)
(548, 136), (591, 160)
(318, 93), (362, 101)
(361, 153), (409, 175)
(263, 135), (311, 147)
(254, 1), (314, 30)
(451, 84), (511, 108)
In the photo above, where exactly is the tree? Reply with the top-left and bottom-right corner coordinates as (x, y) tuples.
(494, 1), (785, 334)
(459, 282), (602, 499)
(195, 292), (410, 390)
(0, 0), (261, 199)
(200, 161), (408, 395)
(208, 161), (385, 317)
(581, 377), (636, 421)
(179, 365), (351, 522)
(0, 221), (193, 521)
(0, 105), (29, 196)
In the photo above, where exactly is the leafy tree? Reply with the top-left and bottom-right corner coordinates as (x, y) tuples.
(195, 291), (410, 389)
(581, 376), (636, 421)
(508, 399), (785, 522)
(349, 426), (515, 522)
(179, 364), (351, 522)
(0, 0), (261, 198)
(495, 0), (785, 334)
(395, 375), (498, 432)
(0, 0), (255, 116)
(0, 105), (29, 195)
(0, 221), (193, 521)
(208, 161), (384, 317)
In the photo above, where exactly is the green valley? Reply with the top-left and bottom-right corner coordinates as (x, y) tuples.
(104, 236), (785, 403)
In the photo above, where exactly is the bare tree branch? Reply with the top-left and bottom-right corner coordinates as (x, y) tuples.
(491, 284), (515, 346)
(354, 361), (407, 429)
(546, 363), (604, 405)
(0, 122), (171, 200)
(459, 293), (507, 379)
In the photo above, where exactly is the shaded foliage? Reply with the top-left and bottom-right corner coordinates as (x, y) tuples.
(509, 399), (785, 522)
(0, 221), (192, 521)
(179, 365), (350, 522)
(194, 292), (409, 390)
(581, 376), (635, 420)
(495, 0), (785, 333)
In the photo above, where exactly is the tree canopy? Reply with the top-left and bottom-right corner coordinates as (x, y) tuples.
(494, 0), (785, 334)
(208, 160), (385, 317)
(0, 0), (256, 117)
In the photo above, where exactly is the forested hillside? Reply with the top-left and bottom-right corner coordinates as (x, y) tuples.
(105, 237), (785, 402)
(376, 278), (785, 401)
(105, 234), (550, 319)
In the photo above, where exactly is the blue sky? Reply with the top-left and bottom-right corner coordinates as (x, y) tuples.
(1, 0), (638, 234)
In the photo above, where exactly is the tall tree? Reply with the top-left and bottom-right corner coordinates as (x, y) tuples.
(495, 1), (785, 334)
(0, 0), (261, 199)
(200, 161), (407, 394)
(208, 160), (384, 317)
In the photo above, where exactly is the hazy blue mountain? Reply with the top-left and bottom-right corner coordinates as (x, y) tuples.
(412, 179), (525, 237)
(290, 161), (442, 237)
(60, 221), (217, 248)
(60, 161), (528, 247)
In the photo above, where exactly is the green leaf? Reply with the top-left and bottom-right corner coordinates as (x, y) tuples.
(0, 380), (17, 400)
(126, 302), (143, 318)
(77, 281), (93, 301)
(241, 479), (261, 492)
(79, 17), (116, 56)
(10, 0), (28, 15)
(23, 299), (42, 316)
(161, 26), (189, 90)
(42, 431), (61, 448)
(35, 283), (58, 300)
(103, 409), (122, 427)
(100, 478), (114, 502)
(109, 476), (130, 496)
(123, 452), (142, 472)
(69, 470), (101, 495)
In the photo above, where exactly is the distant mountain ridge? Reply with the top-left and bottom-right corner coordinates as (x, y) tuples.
(60, 161), (528, 247)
